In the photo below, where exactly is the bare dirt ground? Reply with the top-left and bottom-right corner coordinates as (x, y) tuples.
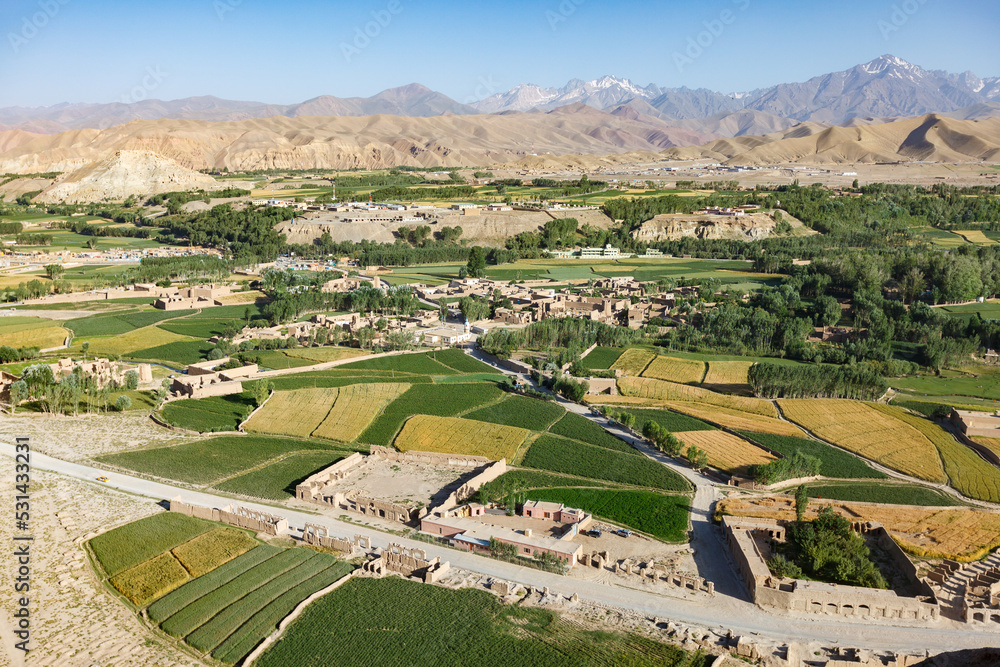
(0, 466), (204, 667)
(298, 457), (470, 510)
(0, 413), (195, 462)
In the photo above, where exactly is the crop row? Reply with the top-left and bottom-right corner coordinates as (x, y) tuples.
(245, 387), (338, 438)
(312, 382), (409, 442)
(148, 545), (282, 621)
(90, 513), (210, 577)
(172, 528), (258, 578)
(522, 436), (689, 492)
(737, 431), (885, 479)
(109, 552), (190, 606)
(548, 413), (636, 454)
(395, 415), (528, 461)
(641, 355), (706, 385)
(619, 376), (777, 416)
(675, 430), (775, 474)
(522, 487), (689, 542)
(464, 394), (565, 432)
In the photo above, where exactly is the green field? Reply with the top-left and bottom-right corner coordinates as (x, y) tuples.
(213, 451), (347, 499)
(96, 435), (350, 486)
(161, 393), (256, 432)
(548, 413), (636, 453)
(339, 352), (459, 375)
(522, 487), (689, 542)
(89, 513), (211, 577)
(889, 370), (1000, 402)
(431, 348), (496, 374)
(359, 382), (504, 446)
(522, 436), (689, 492)
(128, 339), (215, 366)
(268, 370), (436, 391)
(803, 482), (963, 506)
(737, 431), (885, 480)
(66, 309), (193, 337)
(628, 408), (715, 433)
(255, 578), (705, 667)
(579, 346), (625, 370)
(481, 469), (615, 492)
(464, 395), (565, 431)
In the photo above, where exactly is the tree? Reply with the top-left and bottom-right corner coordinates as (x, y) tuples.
(81, 341), (90, 361)
(44, 264), (64, 280)
(124, 370), (139, 391)
(466, 246), (487, 278)
(114, 395), (132, 412)
(246, 379), (274, 407)
(795, 484), (809, 522)
(9, 380), (28, 413)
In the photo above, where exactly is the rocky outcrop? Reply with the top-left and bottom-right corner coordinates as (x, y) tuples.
(631, 211), (780, 242)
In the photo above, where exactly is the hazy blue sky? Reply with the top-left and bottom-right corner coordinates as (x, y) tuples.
(1, 0), (998, 107)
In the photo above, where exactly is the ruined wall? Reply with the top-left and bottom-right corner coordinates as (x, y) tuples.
(295, 452), (365, 500)
(722, 517), (939, 622)
(169, 498), (288, 536)
(370, 445), (492, 468)
(427, 459), (508, 515)
(365, 543), (450, 583)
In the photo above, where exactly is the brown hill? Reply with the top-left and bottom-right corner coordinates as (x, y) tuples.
(0, 106), (717, 174)
(659, 115), (1000, 165)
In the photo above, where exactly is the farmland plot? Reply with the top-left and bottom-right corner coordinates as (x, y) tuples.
(676, 431), (776, 474)
(89, 513), (210, 577)
(311, 383), (409, 442)
(640, 355), (706, 385)
(778, 399), (947, 483)
(701, 360), (753, 394)
(172, 528), (258, 577)
(244, 388), (338, 438)
(610, 348), (656, 377)
(109, 552), (190, 606)
(395, 415), (529, 461)
(619, 376), (778, 417)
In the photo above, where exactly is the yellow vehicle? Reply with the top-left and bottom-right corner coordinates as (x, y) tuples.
(96, 476), (109, 482)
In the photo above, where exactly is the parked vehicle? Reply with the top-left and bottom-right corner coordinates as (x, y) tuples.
(615, 528), (632, 537)
(587, 528), (602, 538)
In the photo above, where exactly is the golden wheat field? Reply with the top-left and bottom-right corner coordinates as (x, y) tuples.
(0, 325), (69, 349)
(974, 437), (1000, 460)
(640, 355), (706, 385)
(312, 383), (410, 442)
(394, 415), (529, 461)
(610, 348), (656, 376)
(662, 401), (803, 437)
(701, 360), (754, 394)
(677, 430), (776, 474)
(87, 326), (190, 356)
(954, 230), (997, 245)
(171, 528), (258, 578)
(619, 376), (778, 417)
(109, 552), (189, 606)
(720, 496), (1000, 561)
(244, 387), (338, 438)
(777, 399), (947, 483)
(871, 404), (1000, 503)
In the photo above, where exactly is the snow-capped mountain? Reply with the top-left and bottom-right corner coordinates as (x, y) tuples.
(472, 76), (661, 113)
(475, 56), (1000, 125)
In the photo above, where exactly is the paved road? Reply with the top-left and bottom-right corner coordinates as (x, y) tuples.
(6, 443), (1000, 652)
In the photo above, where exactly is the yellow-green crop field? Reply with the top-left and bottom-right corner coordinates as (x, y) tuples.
(676, 430), (775, 474)
(641, 355), (706, 385)
(171, 528), (258, 578)
(312, 383), (409, 442)
(778, 399), (947, 483)
(618, 376), (777, 417)
(244, 387), (338, 438)
(394, 415), (529, 461)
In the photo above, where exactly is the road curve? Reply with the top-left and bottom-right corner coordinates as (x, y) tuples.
(5, 443), (1000, 653)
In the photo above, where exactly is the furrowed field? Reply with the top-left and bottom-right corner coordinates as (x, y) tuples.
(522, 436), (689, 491)
(736, 431), (885, 479)
(359, 382), (504, 446)
(641, 355), (706, 385)
(161, 393), (256, 432)
(610, 348), (656, 376)
(213, 451), (347, 499)
(548, 412), (636, 453)
(701, 360), (753, 394)
(96, 435), (351, 487)
(579, 346), (625, 370)
(171, 528), (258, 577)
(464, 394), (565, 431)
(871, 404), (1000, 502)
(778, 399), (948, 483)
(255, 578), (706, 667)
(311, 382), (410, 442)
(244, 387), (338, 438)
(592, 397), (802, 437)
(619, 377), (778, 416)
(627, 408), (715, 433)
(523, 487), (690, 542)
(676, 430), (775, 474)
(89, 513), (210, 577)
(395, 415), (529, 461)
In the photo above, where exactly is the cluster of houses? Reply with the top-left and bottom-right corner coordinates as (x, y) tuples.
(149, 284), (234, 311)
(49, 357), (152, 388)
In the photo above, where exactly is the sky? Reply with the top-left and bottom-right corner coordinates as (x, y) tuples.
(0, 0), (998, 107)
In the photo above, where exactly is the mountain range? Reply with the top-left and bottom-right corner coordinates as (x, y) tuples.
(2, 56), (998, 138)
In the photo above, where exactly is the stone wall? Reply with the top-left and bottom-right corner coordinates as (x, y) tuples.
(370, 445), (492, 468)
(295, 453), (365, 501)
(363, 543), (450, 583)
(612, 558), (715, 595)
(426, 459), (508, 515)
(169, 498), (288, 536)
(722, 517), (939, 622)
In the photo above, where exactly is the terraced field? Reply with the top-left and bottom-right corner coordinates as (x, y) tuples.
(640, 355), (705, 385)
(311, 383), (410, 442)
(610, 348), (656, 376)
(778, 399), (948, 483)
(676, 430), (776, 474)
(244, 388), (338, 438)
(701, 360), (753, 394)
(618, 376), (778, 417)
